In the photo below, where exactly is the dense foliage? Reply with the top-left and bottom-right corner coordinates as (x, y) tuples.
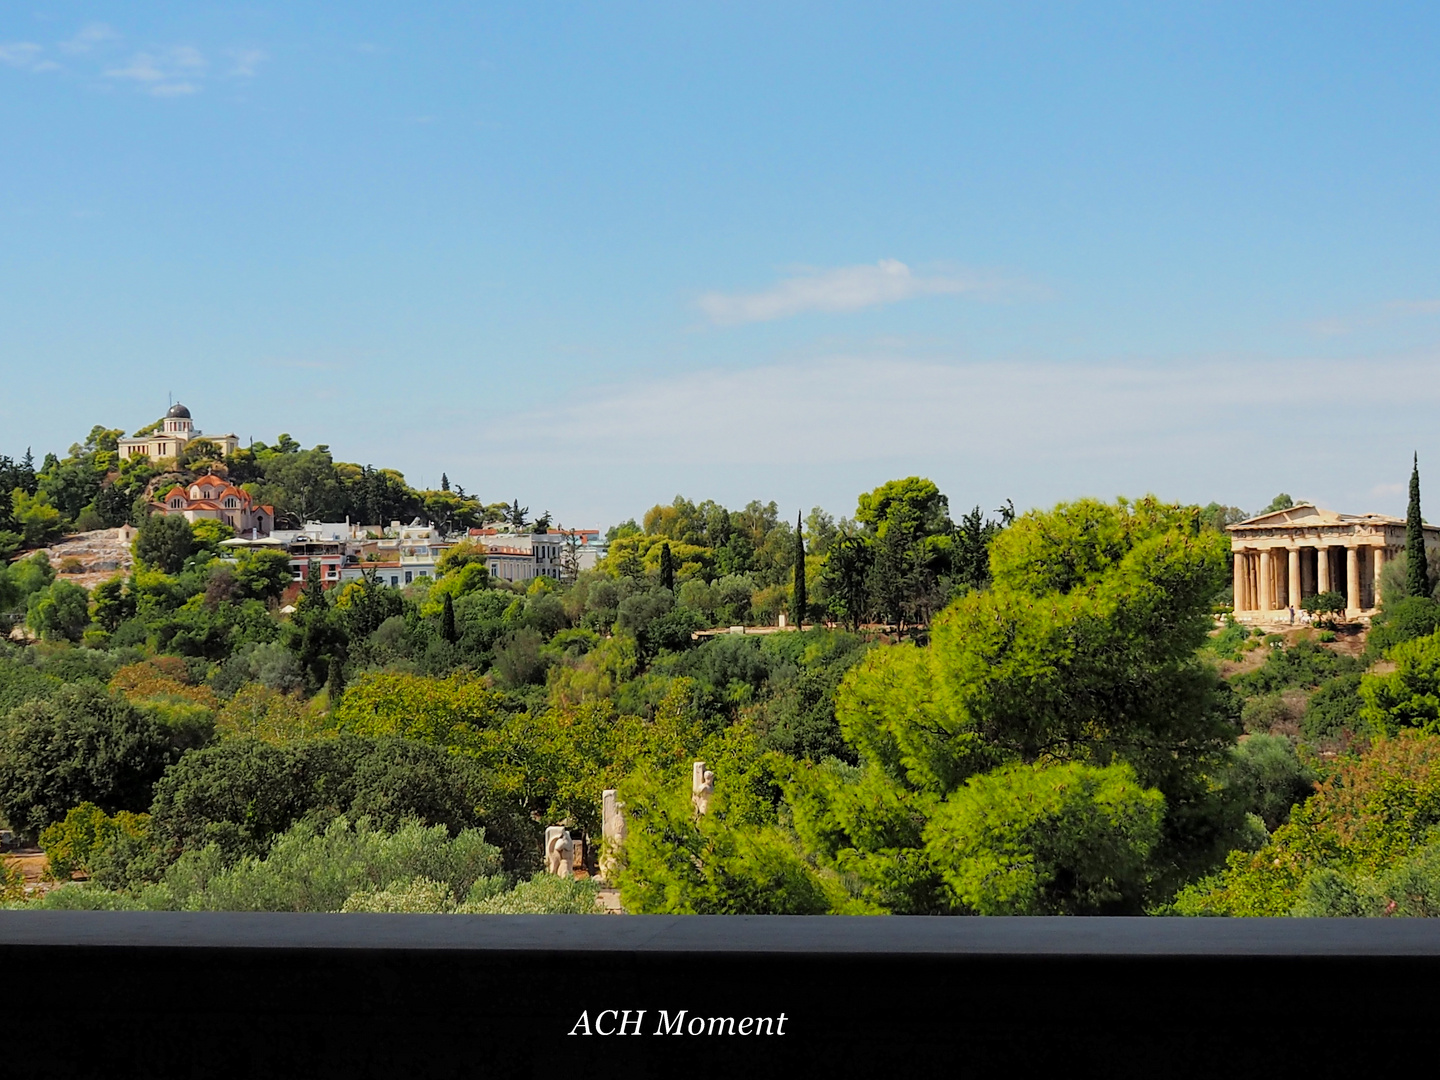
(8, 417), (1434, 916)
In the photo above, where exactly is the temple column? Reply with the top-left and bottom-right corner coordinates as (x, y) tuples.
(1346, 546), (1361, 616)
(1288, 547), (1301, 610)
(1258, 549), (1272, 613)
(1317, 545), (1330, 595)
(1233, 551), (1245, 612)
(1373, 546), (1386, 609)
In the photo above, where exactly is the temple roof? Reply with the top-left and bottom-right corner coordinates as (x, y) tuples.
(1227, 503), (1406, 530)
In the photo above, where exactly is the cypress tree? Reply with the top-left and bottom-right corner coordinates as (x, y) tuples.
(659, 542), (675, 591)
(793, 510), (807, 628)
(441, 590), (457, 643)
(1408, 452), (1431, 600)
(441, 472), (450, 492)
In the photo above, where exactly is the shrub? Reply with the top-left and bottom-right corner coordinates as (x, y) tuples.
(1302, 674), (1364, 740)
(160, 816), (505, 913)
(461, 873), (601, 914)
(1230, 638), (1358, 697)
(1223, 734), (1315, 831)
(39, 802), (150, 881)
(147, 735), (534, 871)
(1240, 693), (1296, 735)
(1173, 731), (1440, 916)
(1366, 596), (1440, 660)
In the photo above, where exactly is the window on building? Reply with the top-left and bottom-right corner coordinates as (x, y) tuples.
(405, 571), (413, 584)
(390, 576), (399, 586)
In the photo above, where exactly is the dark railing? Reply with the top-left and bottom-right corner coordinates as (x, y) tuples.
(2, 914), (1435, 1076)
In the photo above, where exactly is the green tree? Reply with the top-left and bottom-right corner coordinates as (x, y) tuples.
(441, 591), (458, 643)
(0, 685), (175, 836)
(289, 562), (345, 690)
(615, 766), (841, 915)
(10, 487), (64, 547)
(1173, 731), (1440, 916)
(134, 513), (194, 573)
(1408, 453), (1431, 602)
(798, 497), (1236, 910)
(820, 532), (872, 630)
(923, 761), (1165, 915)
(234, 549), (294, 603)
(39, 802), (150, 882)
(26, 579), (91, 642)
(1359, 630), (1440, 734)
(658, 542), (675, 592)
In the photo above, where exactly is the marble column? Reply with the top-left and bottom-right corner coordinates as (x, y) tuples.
(1373, 546), (1386, 608)
(1346, 546), (1361, 616)
(1317, 545), (1330, 595)
(1288, 547), (1301, 610)
(1258, 549), (1272, 613)
(1233, 551), (1245, 612)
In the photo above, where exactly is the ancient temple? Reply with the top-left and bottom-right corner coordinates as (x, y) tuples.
(1228, 504), (1440, 620)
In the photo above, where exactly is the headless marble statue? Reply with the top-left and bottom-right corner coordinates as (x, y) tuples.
(692, 761), (715, 816)
(544, 825), (574, 878)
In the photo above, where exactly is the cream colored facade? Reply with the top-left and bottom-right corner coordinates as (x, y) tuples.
(1228, 504), (1440, 619)
(117, 403), (240, 462)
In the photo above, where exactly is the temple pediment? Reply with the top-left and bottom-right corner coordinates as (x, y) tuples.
(1228, 503), (1402, 531)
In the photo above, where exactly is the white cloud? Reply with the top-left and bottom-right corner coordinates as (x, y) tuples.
(105, 54), (165, 82)
(1309, 297), (1440, 337)
(697, 259), (1001, 325)
(480, 352), (1440, 476)
(0, 42), (54, 70)
(60, 23), (120, 55)
(105, 46), (207, 95)
(228, 49), (266, 77)
(1385, 299), (1440, 316)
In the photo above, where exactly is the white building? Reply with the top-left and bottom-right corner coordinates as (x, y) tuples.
(118, 403), (241, 462)
(466, 527), (603, 583)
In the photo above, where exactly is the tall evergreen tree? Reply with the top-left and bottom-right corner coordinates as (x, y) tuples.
(793, 510), (807, 627)
(441, 472), (450, 492)
(659, 542), (675, 592)
(441, 590), (458, 643)
(1408, 453), (1431, 600)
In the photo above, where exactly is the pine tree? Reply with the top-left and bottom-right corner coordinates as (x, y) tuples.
(441, 472), (450, 492)
(441, 590), (458, 643)
(793, 510), (807, 627)
(659, 542), (675, 591)
(1408, 452), (1431, 600)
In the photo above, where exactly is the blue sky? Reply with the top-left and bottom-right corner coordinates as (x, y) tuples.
(4, 3), (1440, 528)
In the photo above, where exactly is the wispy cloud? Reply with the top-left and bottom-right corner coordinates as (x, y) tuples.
(4, 24), (262, 97)
(697, 259), (1005, 325)
(60, 23), (120, 55)
(0, 41), (59, 72)
(105, 45), (206, 96)
(1308, 297), (1440, 337)
(1385, 298), (1440, 316)
(227, 48), (265, 78)
(482, 352), (1440, 473)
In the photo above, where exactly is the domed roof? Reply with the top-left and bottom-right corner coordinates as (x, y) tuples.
(166, 402), (191, 419)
